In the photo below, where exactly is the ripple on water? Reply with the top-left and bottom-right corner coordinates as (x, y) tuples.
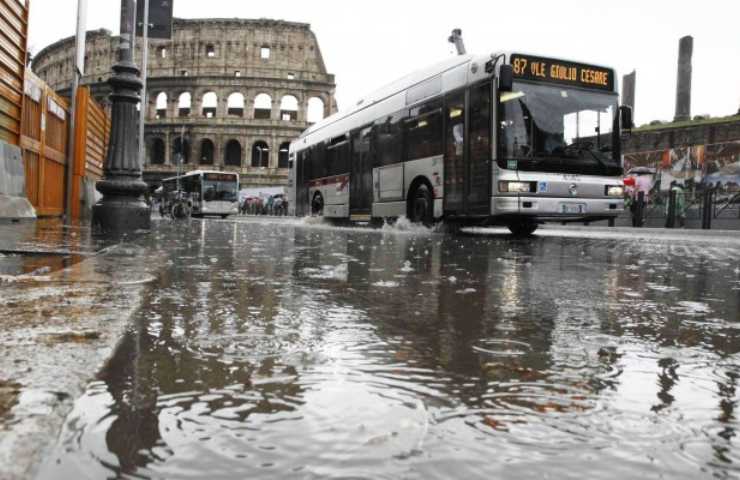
(186, 331), (305, 362)
(473, 338), (531, 358)
(674, 301), (712, 316)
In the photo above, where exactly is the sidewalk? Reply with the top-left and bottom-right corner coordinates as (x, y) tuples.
(540, 223), (740, 238)
(536, 223), (740, 246)
(0, 219), (163, 480)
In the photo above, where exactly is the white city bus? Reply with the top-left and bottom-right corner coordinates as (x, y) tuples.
(161, 170), (239, 218)
(288, 52), (632, 235)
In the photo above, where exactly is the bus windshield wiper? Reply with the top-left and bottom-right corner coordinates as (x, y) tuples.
(583, 145), (621, 173)
(564, 143), (610, 170)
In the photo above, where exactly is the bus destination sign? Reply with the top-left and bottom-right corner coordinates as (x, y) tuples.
(510, 54), (615, 91)
(205, 173), (236, 181)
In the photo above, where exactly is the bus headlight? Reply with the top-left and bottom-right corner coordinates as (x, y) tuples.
(605, 185), (624, 197)
(499, 181), (534, 193)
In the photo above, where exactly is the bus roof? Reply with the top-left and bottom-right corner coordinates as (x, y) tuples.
(161, 170), (239, 183)
(291, 51), (618, 153)
(292, 53), (490, 152)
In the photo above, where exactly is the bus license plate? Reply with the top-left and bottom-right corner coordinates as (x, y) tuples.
(560, 203), (586, 214)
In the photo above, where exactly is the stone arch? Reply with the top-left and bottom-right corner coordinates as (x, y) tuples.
(253, 93), (272, 120)
(227, 92), (245, 117)
(202, 91), (218, 118)
(178, 92), (192, 117)
(199, 139), (215, 165)
(280, 95), (298, 121)
(278, 141), (290, 168)
(307, 97), (325, 123)
(173, 137), (191, 164)
(155, 92), (167, 118)
(251, 140), (270, 168)
(224, 139), (242, 167)
(150, 137), (165, 165)
(206, 43), (215, 58)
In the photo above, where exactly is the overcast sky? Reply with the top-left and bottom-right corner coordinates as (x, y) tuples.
(28, 0), (740, 126)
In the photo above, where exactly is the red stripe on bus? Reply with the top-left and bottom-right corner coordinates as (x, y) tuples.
(308, 174), (350, 188)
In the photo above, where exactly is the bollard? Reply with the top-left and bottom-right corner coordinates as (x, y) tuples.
(701, 188), (713, 230)
(666, 190), (676, 228)
(635, 191), (645, 227)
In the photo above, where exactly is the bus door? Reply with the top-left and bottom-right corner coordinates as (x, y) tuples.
(465, 82), (492, 214)
(443, 92), (465, 214)
(350, 126), (373, 214)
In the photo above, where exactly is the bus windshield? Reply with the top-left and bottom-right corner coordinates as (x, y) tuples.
(203, 176), (238, 202)
(498, 81), (621, 176)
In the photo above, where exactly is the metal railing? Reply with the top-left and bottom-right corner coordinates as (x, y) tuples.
(629, 187), (740, 230)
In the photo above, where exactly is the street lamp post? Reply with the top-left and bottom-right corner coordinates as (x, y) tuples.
(92, 0), (151, 234)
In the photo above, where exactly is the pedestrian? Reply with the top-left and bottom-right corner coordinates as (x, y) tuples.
(624, 175), (636, 213)
(273, 194), (284, 216)
(631, 173), (652, 227)
(666, 181), (686, 227)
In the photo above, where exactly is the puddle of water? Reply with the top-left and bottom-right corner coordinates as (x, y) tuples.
(38, 218), (740, 480)
(0, 252), (85, 277)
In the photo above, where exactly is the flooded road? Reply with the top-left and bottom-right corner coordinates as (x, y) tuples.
(41, 218), (740, 479)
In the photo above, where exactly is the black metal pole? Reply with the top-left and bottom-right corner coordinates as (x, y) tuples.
(636, 191), (645, 227)
(92, 0), (151, 234)
(666, 189), (676, 228)
(702, 188), (713, 230)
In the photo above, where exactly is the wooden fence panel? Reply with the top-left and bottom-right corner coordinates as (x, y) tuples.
(0, 0), (28, 146)
(70, 86), (110, 218)
(79, 87), (108, 179)
(20, 70), (68, 217)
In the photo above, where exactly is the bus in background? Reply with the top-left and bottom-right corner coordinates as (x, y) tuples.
(161, 170), (239, 218)
(288, 52), (632, 235)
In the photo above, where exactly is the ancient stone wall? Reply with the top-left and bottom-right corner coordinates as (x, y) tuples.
(31, 18), (337, 188)
(623, 117), (740, 193)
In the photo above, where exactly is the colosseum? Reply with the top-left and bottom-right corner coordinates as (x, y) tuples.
(31, 17), (337, 188)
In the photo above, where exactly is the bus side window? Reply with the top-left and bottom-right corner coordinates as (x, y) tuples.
(405, 109), (442, 161)
(313, 143), (326, 179)
(373, 111), (404, 166)
(327, 135), (349, 176)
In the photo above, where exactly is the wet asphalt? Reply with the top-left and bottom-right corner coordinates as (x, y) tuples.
(36, 216), (740, 479)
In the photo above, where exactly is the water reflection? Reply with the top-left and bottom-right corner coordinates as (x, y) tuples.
(41, 219), (740, 479)
(0, 219), (96, 276)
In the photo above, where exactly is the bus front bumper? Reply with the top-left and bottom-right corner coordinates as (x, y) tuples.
(491, 195), (624, 219)
(200, 201), (239, 216)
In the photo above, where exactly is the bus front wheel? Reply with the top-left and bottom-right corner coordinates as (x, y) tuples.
(409, 184), (433, 226)
(507, 220), (538, 237)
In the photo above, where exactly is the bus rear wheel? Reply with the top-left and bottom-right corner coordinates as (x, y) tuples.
(311, 193), (324, 216)
(507, 220), (538, 236)
(409, 184), (433, 226)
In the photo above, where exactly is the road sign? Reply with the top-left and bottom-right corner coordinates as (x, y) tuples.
(136, 0), (173, 39)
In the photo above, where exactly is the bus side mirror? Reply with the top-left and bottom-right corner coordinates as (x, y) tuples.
(620, 105), (634, 131)
(499, 65), (513, 92)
